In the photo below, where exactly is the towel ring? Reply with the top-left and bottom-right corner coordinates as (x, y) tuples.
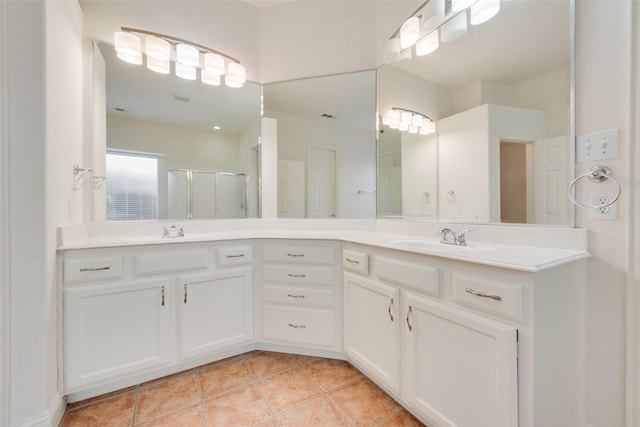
(568, 166), (621, 208)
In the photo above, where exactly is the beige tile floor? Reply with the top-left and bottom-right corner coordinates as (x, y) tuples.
(61, 351), (426, 427)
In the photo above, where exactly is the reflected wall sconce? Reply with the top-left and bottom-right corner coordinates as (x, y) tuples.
(384, 0), (500, 63)
(114, 27), (246, 88)
(382, 107), (436, 135)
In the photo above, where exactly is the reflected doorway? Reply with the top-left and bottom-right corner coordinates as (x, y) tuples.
(307, 145), (337, 218)
(500, 141), (531, 223)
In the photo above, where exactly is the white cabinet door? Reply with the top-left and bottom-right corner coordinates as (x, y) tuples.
(404, 293), (518, 427)
(64, 278), (171, 392)
(178, 270), (253, 360)
(344, 273), (401, 394)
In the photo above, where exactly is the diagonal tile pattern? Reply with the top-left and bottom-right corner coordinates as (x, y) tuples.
(60, 351), (426, 426)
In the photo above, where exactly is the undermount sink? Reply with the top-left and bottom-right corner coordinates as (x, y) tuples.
(388, 238), (494, 253)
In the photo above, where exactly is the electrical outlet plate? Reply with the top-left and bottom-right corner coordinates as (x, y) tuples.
(589, 191), (618, 220)
(576, 128), (620, 162)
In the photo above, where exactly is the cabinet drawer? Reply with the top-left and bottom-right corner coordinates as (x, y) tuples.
(262, 264), (335, 286)
(262, 305), (337, 349)
(64, 257), (123, 284)
(135, 250), (208, 275)
(217, 245), (253, 267)
(375, 256), (440, 297)
(263, 284), (335, 307)
(342, 249), (369, 275)
(262, 245), (335, 265)
(452, 273), (523, 321)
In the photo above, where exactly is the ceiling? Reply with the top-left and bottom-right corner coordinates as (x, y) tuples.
(101, 44), (261, 135)
(396, 0), (570, 90)
(263, 71), (376, 131)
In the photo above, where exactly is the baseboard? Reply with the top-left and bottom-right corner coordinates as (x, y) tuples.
(14, 392), (65, 427)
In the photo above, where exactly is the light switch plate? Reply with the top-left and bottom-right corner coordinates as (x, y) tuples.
(576, 128), (620, 163)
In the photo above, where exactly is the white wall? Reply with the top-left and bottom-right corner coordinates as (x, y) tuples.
(576, 1), (632, 426)
(107, 115), (240, 171)
(377, 65), (454, 122)
(5, 1), (84, 425)
(266, 110), (376, 219)
(401, 132), (437, 218)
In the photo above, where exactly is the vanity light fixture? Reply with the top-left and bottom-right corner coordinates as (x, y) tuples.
(113, 27), (247, 88)
(470, 0), (500, 25)
(382, 107), (436, 135)
(384, 0), (500, 63)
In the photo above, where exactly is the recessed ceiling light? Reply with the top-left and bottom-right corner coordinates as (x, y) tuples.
(213, 125), (221, 130)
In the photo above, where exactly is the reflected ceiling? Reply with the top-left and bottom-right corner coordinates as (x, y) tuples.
(394, 0), (569, 90)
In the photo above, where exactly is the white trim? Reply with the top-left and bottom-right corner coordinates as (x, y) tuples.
(628, 1), (639, 426)
(0, 0), (11, 425)
(14, 393), (65, 427)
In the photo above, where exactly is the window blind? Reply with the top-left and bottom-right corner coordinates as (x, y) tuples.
(106, 151), (159, 221)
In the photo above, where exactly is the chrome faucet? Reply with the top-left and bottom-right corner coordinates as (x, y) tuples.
(438, 227), (471, 246)
(456, 229), (471, 246)
(438, 228), (458, 245)
(162, 225), (185, 238)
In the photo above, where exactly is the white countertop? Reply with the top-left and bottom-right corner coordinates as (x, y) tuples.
(57, 228), (590, 273)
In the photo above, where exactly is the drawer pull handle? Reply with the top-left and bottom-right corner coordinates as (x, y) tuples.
(406, 306), (413, 331)
(288, 294), (306, 299)
(161, 286), (165, 307)
(465, 287), (502, 301)
(184, 284), (188, 304)
(288, 323), (306, 329)
(287, 253), (305, 258)
(288, 273), (306, 278)
(388, 298), (394, 322)
(226, 254), (246, 259)
(346, 258), (360, 265)
(79, 266), (110, 272)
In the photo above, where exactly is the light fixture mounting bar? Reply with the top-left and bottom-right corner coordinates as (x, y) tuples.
(120, 27), (241, 64)
(388, 0), (464, 40)
(391, 106), (434, 122)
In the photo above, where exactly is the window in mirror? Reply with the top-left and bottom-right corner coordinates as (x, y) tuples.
(106, 150), (163, 221)
(93, 42), (262, 222)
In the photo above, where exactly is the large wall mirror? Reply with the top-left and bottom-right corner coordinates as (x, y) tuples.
(377, 0), (573, 225)
(91, 42), (262, 222)
(263, 71), (377, 219)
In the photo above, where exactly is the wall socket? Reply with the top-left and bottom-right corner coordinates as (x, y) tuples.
(589, 191), (618, 220)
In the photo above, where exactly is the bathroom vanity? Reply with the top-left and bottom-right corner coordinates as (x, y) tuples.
(57, 224), (588, 427)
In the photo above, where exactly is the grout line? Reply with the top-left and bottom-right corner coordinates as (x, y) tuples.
(246, 358), (282, 426)
(130, 385), (140, 427)
(193, 367), (208, 427)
